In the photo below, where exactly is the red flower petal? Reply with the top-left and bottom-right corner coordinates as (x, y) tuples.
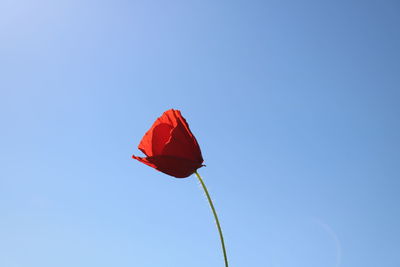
(131, 155), (157, 169)
(132, 109), (204, 178)
(143, 155), (203, 178)
(137, 112), (175, 156)
(162, 118), (203, 162)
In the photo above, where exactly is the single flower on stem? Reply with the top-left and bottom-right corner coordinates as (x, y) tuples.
(132, 109), (228, 267)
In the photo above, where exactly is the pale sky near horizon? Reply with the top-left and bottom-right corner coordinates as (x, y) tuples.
(1, 0), (399, 266)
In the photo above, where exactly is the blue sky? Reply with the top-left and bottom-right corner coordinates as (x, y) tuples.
(1, 0), (399, 266)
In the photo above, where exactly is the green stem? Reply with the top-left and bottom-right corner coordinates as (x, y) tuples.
(194, 171), (228, 267)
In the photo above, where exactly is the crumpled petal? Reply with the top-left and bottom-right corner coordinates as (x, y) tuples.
(137, 111), (176, 156)
(131, 155), (157, 169)
(162, 118), (203, 163)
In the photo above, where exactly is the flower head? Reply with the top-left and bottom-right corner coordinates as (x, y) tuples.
(132, 109), (204, 178)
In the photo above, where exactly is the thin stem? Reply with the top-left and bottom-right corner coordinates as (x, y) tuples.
(194, 171), (228, 267)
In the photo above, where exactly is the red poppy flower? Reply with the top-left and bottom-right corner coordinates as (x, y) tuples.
(132, 109), (204, 178)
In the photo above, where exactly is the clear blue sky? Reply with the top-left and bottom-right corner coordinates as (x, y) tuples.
(1, 0), (399, 266)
